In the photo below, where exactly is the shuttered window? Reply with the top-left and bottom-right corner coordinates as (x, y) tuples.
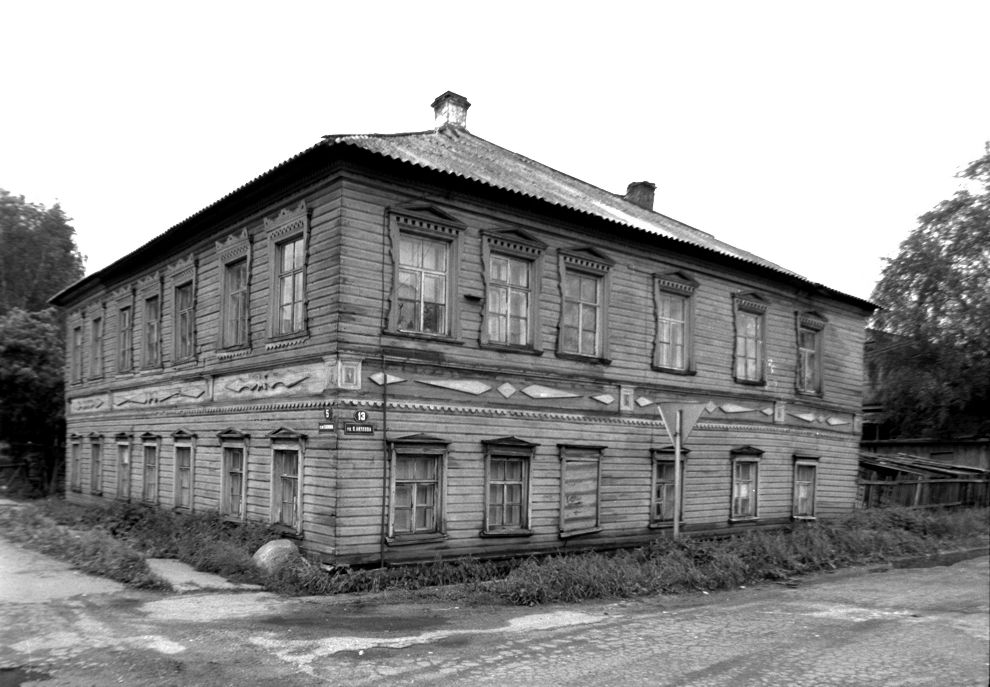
(559, 445), (603, 537)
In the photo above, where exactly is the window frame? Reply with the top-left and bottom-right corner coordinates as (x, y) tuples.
(89, 433), (103, 496)
(388, 210), (463, 341)
(71, 323), (84, 384)
(387, 434), (449, 543)
(730, 446), (763, 521)
(653, 271), (699, 374)
(115, 288), (134, 374)
(795, 312), (826, 395)
(115, 433), (132, 501)
(792, 454), (819, 519)
(265, 203), (310, 342)
(650, 446), (689, 527)
(140, 433), (159, 504)
(481, 230), (546, 352)
(268, 428), (305, 533)
(172, 429), (196, 512)
(733, 293), (768, 385)
(69, 435), (82, 492)
(558, 249), (613, 363)
(558, 444), (604, 538)
(89, 310), (104, 379)
(481, 437), (538, 537)
(216, 229), (251, 352)
(218, 429), (249, 520)
(142, 294), (161, 369)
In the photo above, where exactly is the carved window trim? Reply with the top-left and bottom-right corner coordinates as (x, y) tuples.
(558, 444), (605, 538)
(481, 229), (546, 353)
(267, 427), (305, 534)
(386, 434), (449, 544)
(730, 445), (763, 522)
(653, 271), (699, 375)
(481, 437), (538, 537)
(795, 311), (827, 396)
(557, 248), (613, 364)
(266, 203), (310, 342)
(733, 292), (768, 385)
(216, 229), (252, 352)
(387, 209), (464, 342)
(172, 429), (197, 512)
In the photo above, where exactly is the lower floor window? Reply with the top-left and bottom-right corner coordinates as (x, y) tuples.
(389, 435), (447, 538)
(70, 441), (81, 491)
(483, 437), (536, 534)
(651, 454), (686, 525)
(90, 439), (102, 495)
(142, 440), (159, 503)
(793, 458), (818, 518)
(273, 449), (299, 528)
(175, 445), (193, 510)
(559, 445), (603, 537)
(222, 446), (245, 518)
(116, 439), (131, 499)
(731, 451), (761, 520)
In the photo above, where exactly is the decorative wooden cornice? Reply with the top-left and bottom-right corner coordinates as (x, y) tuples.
(264, 202), (308, 241)
(483, 228), (547, 255)
(215, 228), (250, 262)
(798, 311), (827, 330)
(654, 270), (699, 294)
(168, 255), (196, 281)
(560, 246), (613, 272)
(391, 202), (466, 229)
(734, 292), (769, 313)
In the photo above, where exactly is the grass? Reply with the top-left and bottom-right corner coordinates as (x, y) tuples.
(0, 499), (985, 602)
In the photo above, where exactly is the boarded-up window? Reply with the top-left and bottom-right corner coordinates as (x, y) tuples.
(559, 446), (603, 537)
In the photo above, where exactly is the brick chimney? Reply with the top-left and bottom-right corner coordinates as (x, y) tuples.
(432, 91), (471, 129)
(625, 181), (656, 211)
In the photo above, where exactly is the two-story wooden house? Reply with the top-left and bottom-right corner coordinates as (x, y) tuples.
(52, 92), (875, 565)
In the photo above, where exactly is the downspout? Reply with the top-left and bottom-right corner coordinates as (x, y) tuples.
(378, 207), (392, 569)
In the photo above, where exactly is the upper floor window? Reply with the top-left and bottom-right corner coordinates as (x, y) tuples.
(733, 293), (768, 384)
(796, 312), (826, 394)
(266, 203), (309, 340)
(71, 325), (83, 383)
(117, 305), (133, 372)
(389, 209), (462, 339)
(174, 282), (195, 362)
(143, 295), (161, 368)
(559, 249), (612, 361)
(223, 259), (249, 348)
(482, 229), (546, 351)
(89, 315), (104, 378)
(216, 229), (251, 351)
(654, 271), (699, 374)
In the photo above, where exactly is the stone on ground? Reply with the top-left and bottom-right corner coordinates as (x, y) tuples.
(252, 539), (300, 575)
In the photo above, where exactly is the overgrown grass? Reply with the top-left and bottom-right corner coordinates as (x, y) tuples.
(0, 499), (985, 602)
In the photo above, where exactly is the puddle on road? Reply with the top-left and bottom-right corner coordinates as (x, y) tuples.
(0, 666), (51, 687)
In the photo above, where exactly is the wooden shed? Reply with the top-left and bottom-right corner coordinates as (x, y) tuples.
(51, 92), (875, 565)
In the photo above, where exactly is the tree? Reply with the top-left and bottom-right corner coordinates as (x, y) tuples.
(870, 144), (990, 438)
(0, 308), (66, 492)
(0, 189), (85, 316)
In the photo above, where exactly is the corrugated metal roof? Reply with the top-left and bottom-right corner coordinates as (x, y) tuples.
(52, 123), (875, 308)
(325, 127), (804, 279)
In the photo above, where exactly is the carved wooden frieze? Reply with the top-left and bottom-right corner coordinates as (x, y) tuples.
(113, 381), (208, 409)
(497, 383), (518, 398)
(418, 379), (492, 395)
(215, 363), (327, 401)
(70, 394), (110, 414)
(592, 394), (615, 405)
(369, 372), (407, 386)
(521, 384), (580, 399)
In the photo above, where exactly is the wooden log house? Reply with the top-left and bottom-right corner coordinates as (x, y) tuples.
(51, 92), (875, 565)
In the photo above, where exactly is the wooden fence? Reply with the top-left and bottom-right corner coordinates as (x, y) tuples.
(858, 477), (990, 509)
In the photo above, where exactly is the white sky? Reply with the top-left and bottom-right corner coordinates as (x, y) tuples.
(2, 1), (988, 302)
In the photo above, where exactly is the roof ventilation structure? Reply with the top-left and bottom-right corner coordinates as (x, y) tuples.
(432, 91), (471, 129)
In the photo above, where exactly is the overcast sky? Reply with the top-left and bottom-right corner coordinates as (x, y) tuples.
(2, 1), (988, 302)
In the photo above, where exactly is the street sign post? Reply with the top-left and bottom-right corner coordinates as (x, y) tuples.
(656, 402), (708, 539)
